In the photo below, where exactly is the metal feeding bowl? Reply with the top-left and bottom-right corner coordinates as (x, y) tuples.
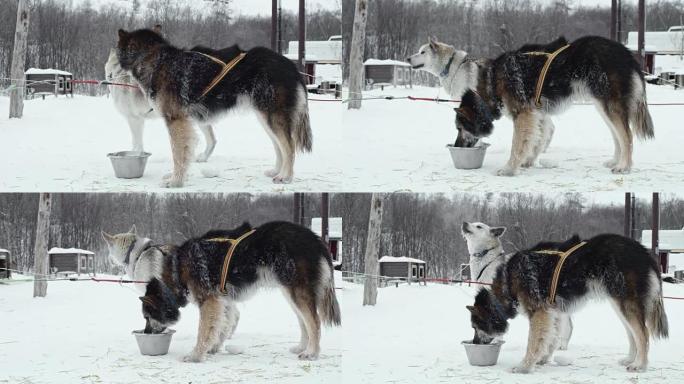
(447, 143), (490, 170)
(462, 340), (505, 366)
(132, 329), (176, 356)
(107, 151), (151, 179)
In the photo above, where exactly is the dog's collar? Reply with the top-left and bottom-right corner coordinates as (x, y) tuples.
(440, 54), (456, 77)
(125, 238), (153, 274)
(123, 239), (137, 265)
(471, 246), (499, 259)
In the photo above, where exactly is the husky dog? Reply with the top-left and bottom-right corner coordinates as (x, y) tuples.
(116, 28), (312, 187)
(467, 233), (668, 373)
(104, 48), (217, 162)
(101, 221), (340, 362)
(408, 36), (654, 176)
(461, 221), (574, 350)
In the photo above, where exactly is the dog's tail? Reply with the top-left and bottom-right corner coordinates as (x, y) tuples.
(631, 74), (655, 140)
(293, 85), (313, 153)
(648, 277), (669, 339)
(318, 260), (341, 327)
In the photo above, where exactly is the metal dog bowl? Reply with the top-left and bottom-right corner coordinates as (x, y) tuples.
(107, 151), (151, 179)
(447, 143), (490, 169)
(132, 329), (175, 356)
(462, 340), (504, 366)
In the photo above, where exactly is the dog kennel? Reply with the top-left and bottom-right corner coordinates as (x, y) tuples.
(379, 255), (426, 285)
(0, 248), (11, 279)
(48, 248), (97, 276)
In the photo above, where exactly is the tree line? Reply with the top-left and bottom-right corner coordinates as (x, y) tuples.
(342, 0), (684, 80)
(0, 0), (341, 94)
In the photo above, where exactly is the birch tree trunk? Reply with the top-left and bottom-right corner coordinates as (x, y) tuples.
(363, 193), (384, 306)
(9, 0), (30, 119)
(33, 193), (51, 298)
(347, 0), (368, 110)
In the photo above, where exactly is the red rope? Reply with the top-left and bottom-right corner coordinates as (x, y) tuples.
(90, 277), (147, 284)
(70, 79), (140, 89)
(408, 96), (460, 103)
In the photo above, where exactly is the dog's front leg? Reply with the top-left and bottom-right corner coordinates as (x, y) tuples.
(513, 309), (555, 373)
(127, 116), (145, 152)
(498, 111), (540, 176)
(162, 116), (196, 188)
(184, 296), (224, 363)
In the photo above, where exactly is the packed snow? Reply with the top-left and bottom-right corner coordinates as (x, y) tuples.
(0, 94), (342, 192)
(0, 274), (343, 383)
(343, 84), (684, 193)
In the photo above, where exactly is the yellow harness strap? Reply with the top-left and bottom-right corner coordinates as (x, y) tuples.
(193, 51), (247, 99)
(523, 44), (571, 108)
(535, 241), (586, 305)
(205, 229), (256, 294)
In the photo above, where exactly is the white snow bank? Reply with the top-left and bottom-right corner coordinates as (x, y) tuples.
(378, 256), (425, 264)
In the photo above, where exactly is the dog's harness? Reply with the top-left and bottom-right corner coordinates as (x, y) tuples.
(193, 51), (247, 99)
(440, 54), (456, 77)
(474, 250), (505, 282)
(535, 241), (587, 305)
(523, 44), (571, 108)
(205, 229), (256, 294)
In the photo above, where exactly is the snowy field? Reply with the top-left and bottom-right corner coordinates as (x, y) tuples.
(342, 280), (684, 384)
(343, 84), (684, 193)
(0, 95), (342, 192)
(0, 274), (343, 384)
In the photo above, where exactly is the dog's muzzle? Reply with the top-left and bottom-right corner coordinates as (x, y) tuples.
(461, 222), (471, 234)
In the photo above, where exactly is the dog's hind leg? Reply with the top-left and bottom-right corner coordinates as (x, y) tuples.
(595, 102), (622, 169)
(127, 116), (145, 152)
(622, 300), (649, 372)
(184, 296), (224, 362)
(257, 112), (284, 178)
(558, 314), (573, 350)
(611, 299), (637, 366)
(283, 287), (310, 355)
(289, 287), (321, 360)
(209, 299), (240, 354)
(498, 110), (541, 176)
(262, 111), (295, 183)
(599, 102), (633, 174)
(514, 309), (555, 373)
(195, 123), (216, 163)
(162, 116), (196, 188)
(522, 115), (550, 167)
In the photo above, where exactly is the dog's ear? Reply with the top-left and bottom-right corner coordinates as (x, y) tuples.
(429, 36), (439, 51)
(490, 227), (506, 238)
(455, 107), (473, 122)
(118, 29), (129, 41)
(466, 305), (475, 313)
(152, 24), (162, 34)
(101, 230), (114, 244)
(129, 224), (137, 234)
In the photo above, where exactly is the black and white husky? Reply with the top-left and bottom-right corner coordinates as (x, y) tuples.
(104, 49), (217, 162)
(467, 233), (668, 373)
(101, 221), (341, 362)
(116, 27), (312, 187)
(408, 36), (654, 176)
(461, 221), (573, 350)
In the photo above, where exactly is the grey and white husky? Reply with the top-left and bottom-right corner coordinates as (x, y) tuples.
(104, 49), (217, 162)
(461, 221), (573, 350)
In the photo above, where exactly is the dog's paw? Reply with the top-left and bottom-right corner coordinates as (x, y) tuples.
(160, 176), (185, 188)
(603, 159), (617, 168)
(626, 363), (647, 372)
(536, 358), (550, 365)
(619, 357), (635, 366)
(611, 166), (631, 174)
(195, 153), (210, 163)
(512, 365), (532, 374)
(182, 353), (205, 363)
(289, 345), (306, 354)
(496, 166), (518, 177)
(272, 174), (293, 184)
(264, 169), (279, 177)
(298, 350), (319, 361)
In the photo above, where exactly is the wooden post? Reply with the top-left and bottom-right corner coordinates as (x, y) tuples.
(652, 192), (660, 265)
(321, 193), (330, 248)
(624, 192), (632, 238)
(33, 193), (51, 298)
(9, 0), (30, 118)
(610, 0), (618, 40)
(616, 0), (622, 42)
(363, 193), (384, 306)
(293, 193), (301, 225)
(637, 0), (646, 70)
(298, 0), (305, 73)
(348, 0), (368, 109)
(271, 0), (278, 51)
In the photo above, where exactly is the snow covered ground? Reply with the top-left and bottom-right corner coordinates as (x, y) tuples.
(342, 280), (684, 384)
(0, 94), (342, 192)
(0, 274), (343, 384)
(343, 84), (684, 193)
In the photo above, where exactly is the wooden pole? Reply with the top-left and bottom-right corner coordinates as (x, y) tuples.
(363, 193), (384, 306)
(33, 193), (51, 298)
(277, 0), (283, 54)
(298, 0), (305, 73)
(348, 0), (368, 110)
(321, 193), (330, 248)
(271, 0), (277, 51)
(9, 0), (30, 119)
(617, 0), (622, 42)
(624, 192), (632, 238)
(293, 193), (301, 225)
(637, 0), (646, 70)
(652, 192), (660, 263)
(610, 0), (618, 40)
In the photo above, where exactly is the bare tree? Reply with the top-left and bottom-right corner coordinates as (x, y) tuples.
(9, 0), (29, 118)
(32, 193), (51, 298)
(363, 193), (384, 305)
(347, 0), (368, 109)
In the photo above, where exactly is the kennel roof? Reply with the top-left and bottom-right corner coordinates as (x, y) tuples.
(311, 217), (342, 239)
(48, 247), (94, 255)
(25, 68), (73, 76)
(364, 59), (411, 67)
(379, 256), (425, 264)
(641, 229), (684, 252)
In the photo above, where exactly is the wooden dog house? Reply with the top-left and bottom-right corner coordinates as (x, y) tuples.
(0, 248), (11, 279)
(48, 247), (97, 276)
(379, 255), (426, 284)
(25, 68), (73, 99)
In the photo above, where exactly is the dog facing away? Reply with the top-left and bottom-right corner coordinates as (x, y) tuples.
(116, 28), (312, 187)
(461, 221), (574, 350)
(104, 48), (217, 162)
(408, 36), (654, 176)
(101, 221), (341, 362)
(467, 233), (668, 373)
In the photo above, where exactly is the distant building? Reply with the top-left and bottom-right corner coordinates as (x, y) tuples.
(363, 59), (412, 89)
(25, 68), (73, 99)
(48, 247), (97, 276)
(641, 228), (684, 273)
(626, 28), (684, 75)
(379, 255), (426, 285)
(311, 217), (342, 269)
(0, 248), (11, 279)
(286, 38), (342, 85)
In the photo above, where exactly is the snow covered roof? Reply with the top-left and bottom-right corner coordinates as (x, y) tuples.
(287, 40), (342, 62)
(626, 31), (684, 54)
(25, 68), (73, 76)
(379, 256), (425, 264)
(641, 229), (684, 252)
(311, 217), (342, 239)
(48, 247), (94, 255)
(364, 59), (411, 67)
(654, 55), (684, 75)
(0, 248), (9, 253)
